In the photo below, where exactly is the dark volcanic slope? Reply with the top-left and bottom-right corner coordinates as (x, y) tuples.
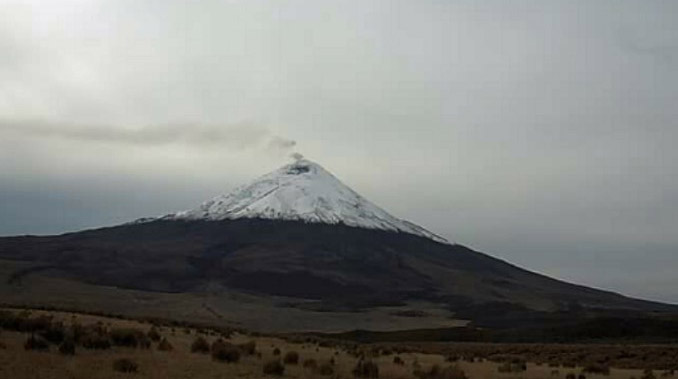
(0, 218), (672, 316)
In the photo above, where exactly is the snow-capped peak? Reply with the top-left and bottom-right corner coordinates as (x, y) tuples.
(157, 159), (449, 244)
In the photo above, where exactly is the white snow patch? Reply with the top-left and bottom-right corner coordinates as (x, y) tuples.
(144, 159), (449, 244)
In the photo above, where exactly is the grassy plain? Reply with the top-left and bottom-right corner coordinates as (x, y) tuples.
(1, 308), (675, 379)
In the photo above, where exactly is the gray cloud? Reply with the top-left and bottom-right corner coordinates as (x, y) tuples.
(0, 119), (300, 153)
(618, 26), (678, 65)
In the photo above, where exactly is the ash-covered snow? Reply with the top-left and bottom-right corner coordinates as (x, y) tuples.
(149, 159), (449, 244)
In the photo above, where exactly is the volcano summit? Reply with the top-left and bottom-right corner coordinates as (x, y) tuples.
(151, 159), (447, 244)
(0, 159), (673, 331)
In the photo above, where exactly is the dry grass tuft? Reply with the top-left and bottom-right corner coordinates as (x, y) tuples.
(303, 358), (318, 369)
(147, 326), (161, 342)
(211, 339), (240, 363)
(263, 359), (285, 376)
(110, 328), (150, 349)
(318, 361), (335, 376)
(112, 358), (138, 373)
(238, 340), (257, 355)
(190, 336), (210, 354)
(157, 337), (173, 351)
(415, 364), (468, 379)
(58, 339), (75, 355)
(353, 360), (379, 378)
(583, 363), (610, 375)
(24, 335), (49, 351)
(283, 350), (299, 365)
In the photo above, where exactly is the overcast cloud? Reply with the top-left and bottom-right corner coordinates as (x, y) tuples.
(0, 0), (676, 303)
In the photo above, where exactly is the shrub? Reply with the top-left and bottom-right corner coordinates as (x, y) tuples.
(22, 315), (52, 333)
(353, 360), (379, 378)
(239, 340), (257, 355)
(40, 322), (65, 344)
(58, 339), (76, 355)
(211, 339), (240, 363)
(191, 336), (210, 354)
(110, 328), (150, 348)
(319, 362), (334, 376)
(113, 358), (138, 373)
(303, 358), (318, 369)
(283, 351), (299, 365)
(157, 338), (173, 351)
(24, 335), (49, 351)
(642, 369), (657, 379)
(566, 373), (576, 379)
(80, 332), (111, 350)
(436, 366), (468, 379)
(394, 356), (405, 365)
(147, 327), (161, 342)
(497, 360), (527, 373)
(583, 363), (610, 375)
(273, 347), (281, 356)
(263, 359), (285, 376)
(415, 365), (468, 379)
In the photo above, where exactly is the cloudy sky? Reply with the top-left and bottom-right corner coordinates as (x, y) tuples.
(1, 0), (677, 303)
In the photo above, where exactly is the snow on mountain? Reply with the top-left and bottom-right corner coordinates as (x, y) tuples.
(154, 159), (449, 244)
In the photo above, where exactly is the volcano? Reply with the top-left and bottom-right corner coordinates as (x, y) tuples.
(0, 159), (673, 330)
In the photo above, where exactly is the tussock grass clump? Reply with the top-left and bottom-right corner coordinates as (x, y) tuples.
(318, 362), (335, 376)
(437, 365), (468, 379)
(497, 359), (527, 373)
(393, 356), (405, 365)
(211, 339), (240, 363)
(353, 360), (379, 378)
(110, 328), (150, 348)
(238, 340), (256, 355)
(414, 365), (468, 379)
(147, 326), (161, 342)
(80, 331), (111, 350)
(582, 363), (610, 375)
(191, 336), (210, 354)
(157, 337), (173, 351)
(273, 347), (281, 356)
(40, 322), (65, 344)
(113, 358), (138, 373)
(263, 359), (285, 376)
(303, 358), (318, 369)
(24, 335), (49, 351)
(58, 339), (76, 355)
(283, 351), (299, 365)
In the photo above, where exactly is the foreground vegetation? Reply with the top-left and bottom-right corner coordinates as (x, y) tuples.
(0, 308), (676, 379)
